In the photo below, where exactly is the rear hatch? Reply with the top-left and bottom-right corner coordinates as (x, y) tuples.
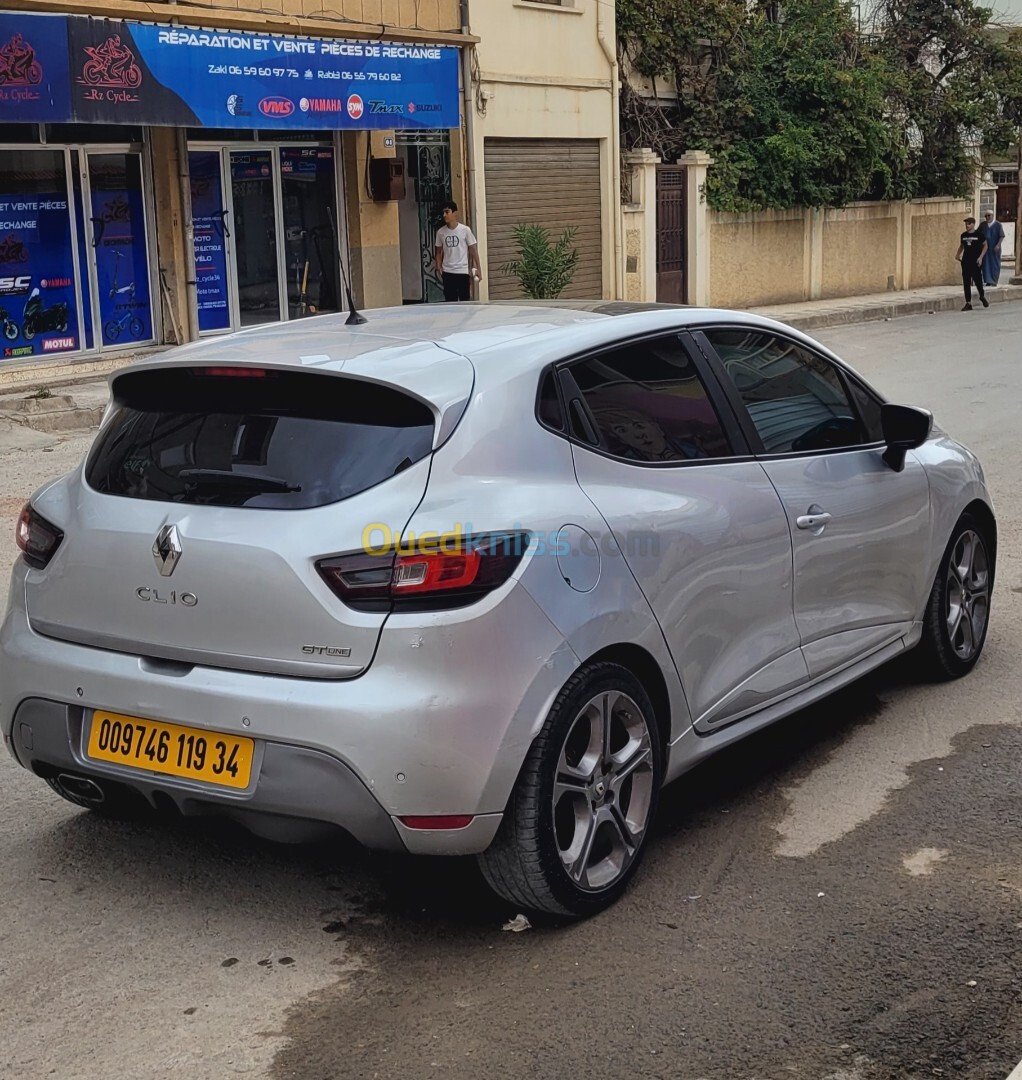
(27, 360), (467, 677)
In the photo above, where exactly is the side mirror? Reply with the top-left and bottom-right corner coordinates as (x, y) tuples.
(881, 403), (932, 472)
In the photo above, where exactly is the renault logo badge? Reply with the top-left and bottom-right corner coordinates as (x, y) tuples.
(153, 524), (182, 577)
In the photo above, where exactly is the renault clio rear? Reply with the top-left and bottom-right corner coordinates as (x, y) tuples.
(0, 303), (995, 918)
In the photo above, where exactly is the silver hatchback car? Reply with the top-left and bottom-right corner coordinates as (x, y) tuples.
(1, 302), (994, 917)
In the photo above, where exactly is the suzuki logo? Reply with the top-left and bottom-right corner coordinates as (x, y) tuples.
(153, 524), (182, 577)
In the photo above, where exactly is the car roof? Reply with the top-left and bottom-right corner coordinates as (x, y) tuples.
(121, 301), (853, 405)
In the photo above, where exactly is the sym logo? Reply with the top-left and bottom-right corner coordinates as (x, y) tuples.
(347, 94), (364, 120)
(258, 96), (295, 118)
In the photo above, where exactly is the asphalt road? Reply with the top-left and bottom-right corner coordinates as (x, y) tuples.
(1, 306), (1021, 1080)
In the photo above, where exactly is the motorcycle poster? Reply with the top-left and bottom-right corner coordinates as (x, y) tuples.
(90, 185), (153, 347)
(0, 190), (78, 360)
(0, 12), (72, 123)
(189, 151), (231, 333)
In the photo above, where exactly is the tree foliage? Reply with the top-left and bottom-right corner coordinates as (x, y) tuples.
(618, 0), (1022, 211)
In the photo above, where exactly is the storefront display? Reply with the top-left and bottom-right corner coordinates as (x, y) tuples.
(0, 149), (79, 359)
(189, 150), (231, 333)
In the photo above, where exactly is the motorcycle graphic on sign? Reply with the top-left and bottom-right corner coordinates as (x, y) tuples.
(79, 35), (141, 89)
(0, 33), (41, 86)
(0, 236), (29, 265)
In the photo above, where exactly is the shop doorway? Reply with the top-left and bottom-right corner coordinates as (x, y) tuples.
(188, 141), (343, 335)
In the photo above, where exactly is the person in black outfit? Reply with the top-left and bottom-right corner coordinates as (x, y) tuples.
(956, 216), (989, 311)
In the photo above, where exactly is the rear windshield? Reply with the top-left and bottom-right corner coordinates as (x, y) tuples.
(86, 367), (435, 509)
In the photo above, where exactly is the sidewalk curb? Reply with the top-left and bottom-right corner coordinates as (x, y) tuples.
(755, 285), (1022, 332)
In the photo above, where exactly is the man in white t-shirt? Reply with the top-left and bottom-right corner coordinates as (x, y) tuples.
(434, 200), (481, 302)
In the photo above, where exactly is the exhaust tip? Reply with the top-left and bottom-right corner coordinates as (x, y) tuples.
(56, 773), (106, 806)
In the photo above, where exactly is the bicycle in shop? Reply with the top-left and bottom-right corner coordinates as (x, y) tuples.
(104, 249), (145, 342)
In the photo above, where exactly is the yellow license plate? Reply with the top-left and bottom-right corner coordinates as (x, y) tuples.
(86, 711), (254, 790)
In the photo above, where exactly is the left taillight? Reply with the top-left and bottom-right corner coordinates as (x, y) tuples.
(16, 503), (64, 569)
(316, 531), (531, 612)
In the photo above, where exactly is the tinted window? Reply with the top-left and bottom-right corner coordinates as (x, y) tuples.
(705, 330), (866, 453)
(538, 370), (565, 431)
(86, 368), (435, 509)
(847, 378), (885, 442)
(568, 337), (732, 462)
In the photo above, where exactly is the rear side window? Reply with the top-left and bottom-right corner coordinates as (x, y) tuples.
(568, 336), (733, 462)
(86, 367), (435, 509)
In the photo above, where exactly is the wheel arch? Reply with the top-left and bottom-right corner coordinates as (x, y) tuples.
(580, 642), (673, 760)
(963, 498), (997, 581)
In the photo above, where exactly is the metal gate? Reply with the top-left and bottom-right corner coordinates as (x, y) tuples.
(656, 165), (687, 304)
(398, 130), (451, 304)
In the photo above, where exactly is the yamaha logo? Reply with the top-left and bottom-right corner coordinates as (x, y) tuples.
(347, 94), (364, 119)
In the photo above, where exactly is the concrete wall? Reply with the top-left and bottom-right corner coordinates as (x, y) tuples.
(706, 198), (971, 307)
(465, 0), (619, 300)
(710, 209), (806, 308)
(910, 199), (971, 288)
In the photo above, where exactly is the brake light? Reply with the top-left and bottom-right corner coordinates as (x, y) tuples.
(195, 367), (268, 377)
(316, 532), (530, 611)
(16, 503), (64, 569)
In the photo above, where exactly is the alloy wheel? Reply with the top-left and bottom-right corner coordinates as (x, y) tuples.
(552, 690), (655, 892)
(946, 528), (990, 661)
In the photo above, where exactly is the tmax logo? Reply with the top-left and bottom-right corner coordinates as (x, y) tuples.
(258, 96), (294, 118)
(0, 274), (31, 293)
(347, 94), (364, 120)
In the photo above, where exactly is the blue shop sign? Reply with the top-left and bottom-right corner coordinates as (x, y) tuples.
(0, 12), (72, 122)
(1, 12), (460, 129)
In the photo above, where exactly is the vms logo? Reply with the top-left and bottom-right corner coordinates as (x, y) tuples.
(347, 94), (364, 120)
(258, 96), (295, 118)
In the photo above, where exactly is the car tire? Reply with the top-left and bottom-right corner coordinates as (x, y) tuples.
(477, 662), (663, 919)
(916, 512), (993, 681)
(44, 774), (152, 820)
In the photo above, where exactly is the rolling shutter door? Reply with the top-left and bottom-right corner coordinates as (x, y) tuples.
(483, 138), (604, 300)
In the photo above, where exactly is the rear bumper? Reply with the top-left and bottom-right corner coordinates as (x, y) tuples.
(0, 562), (579, 855)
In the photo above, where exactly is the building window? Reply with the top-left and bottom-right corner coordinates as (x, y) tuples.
(992, 170), (1017, 186)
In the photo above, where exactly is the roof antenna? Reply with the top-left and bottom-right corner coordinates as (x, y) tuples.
(328, 205), (367, 325)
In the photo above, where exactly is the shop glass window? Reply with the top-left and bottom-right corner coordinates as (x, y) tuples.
(0, 149), (79, 358)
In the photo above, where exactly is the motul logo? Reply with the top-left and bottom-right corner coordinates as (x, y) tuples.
(43, 336), (76, 351)
(347, 94), (364, 119)
(258, 96), (294, 117)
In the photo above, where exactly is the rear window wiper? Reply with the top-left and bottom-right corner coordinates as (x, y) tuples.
(176, 468), (302, 494)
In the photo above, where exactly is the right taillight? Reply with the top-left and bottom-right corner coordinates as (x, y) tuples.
(16, 503), (64, 569)
(317, 531), (531, 612)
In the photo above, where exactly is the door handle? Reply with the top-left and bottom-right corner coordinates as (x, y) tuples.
(796, 510), (832, 532)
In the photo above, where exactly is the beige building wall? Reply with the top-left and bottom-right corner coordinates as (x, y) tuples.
(465, 0), (620, 300)
(706, 198), (971, 308)
(710, 209), (807, 308)
(910, 199), (970, 288)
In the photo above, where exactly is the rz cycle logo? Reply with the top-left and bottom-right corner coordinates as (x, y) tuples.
(0, 33), (42, 86)
(0, 235), (28, 265)
(79, 35), (142, 89)
(259, 96), (294, 117)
